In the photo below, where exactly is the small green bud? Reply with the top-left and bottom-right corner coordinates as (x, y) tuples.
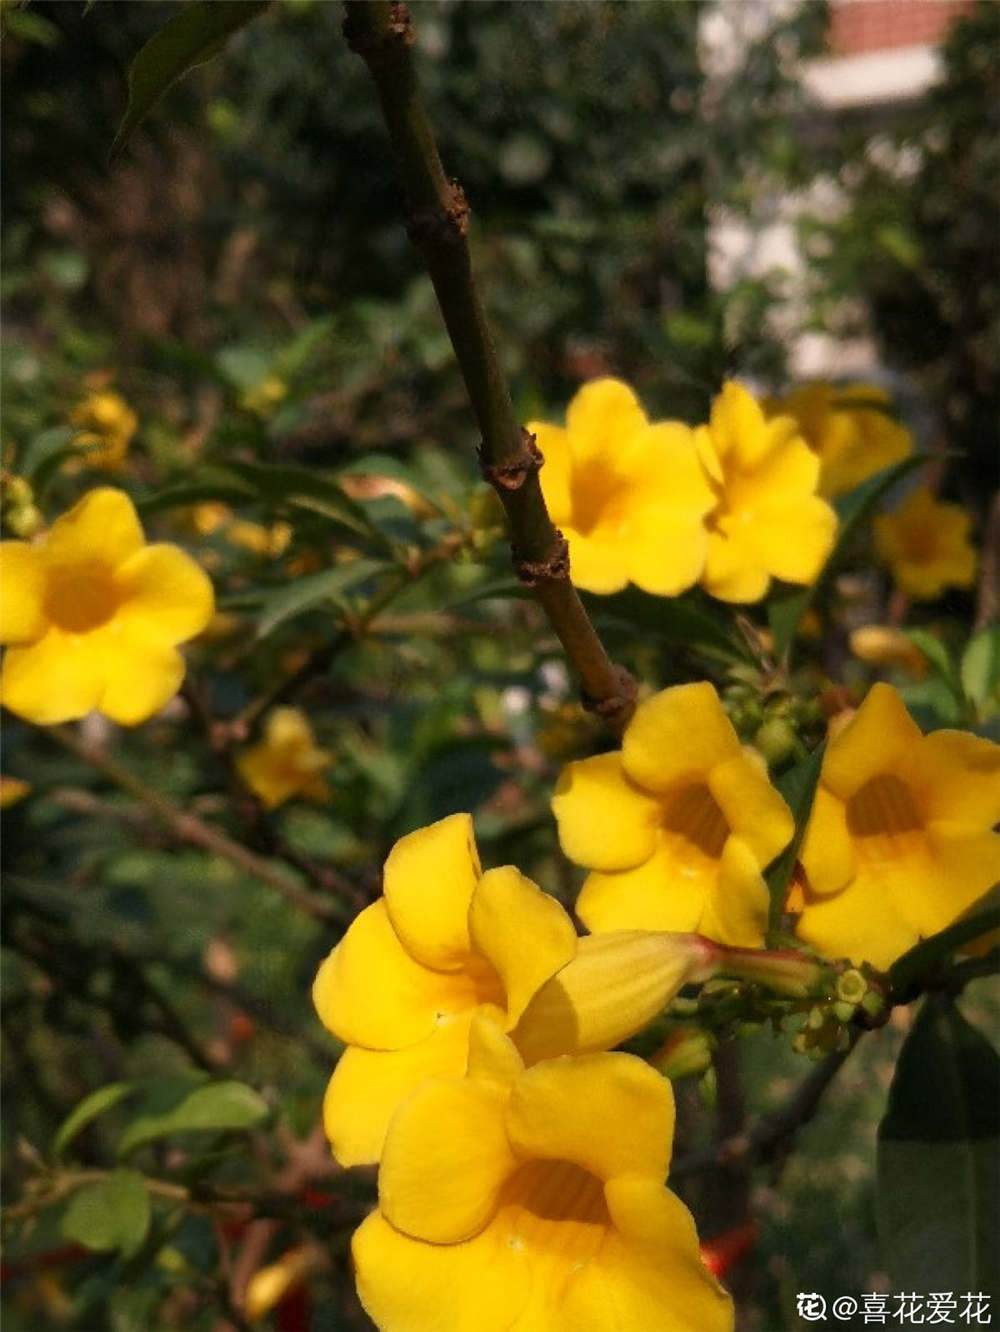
(836, 968), (868, 1006)
(832, 1000), (856, 1024)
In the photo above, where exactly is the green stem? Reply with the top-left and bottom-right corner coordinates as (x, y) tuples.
(342, 0), (636, 734)
(712, 942), (836, 999)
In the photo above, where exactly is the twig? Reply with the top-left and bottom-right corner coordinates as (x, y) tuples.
(342, 0), (636, 734)
(975, 489), (1000, 630)
(41, 725), (337, 922)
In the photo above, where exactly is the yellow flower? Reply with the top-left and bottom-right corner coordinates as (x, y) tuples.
(874, 487), (977, 600)
(236, 707), (333, 810)
(849, 624), (927, 677)
(0, 488), (214, 726)
(69, 391), (138, 471)
(353, 1017), (733, 1332)
(529, 378), (716, 596)
(552, 682), (794, 947)
(225, 518), (292, 558)
(766, 382), (912, 497)
(795, 683), (1000, 971)
(312, 813), (712, 1166)
(695, 382), (838, 602)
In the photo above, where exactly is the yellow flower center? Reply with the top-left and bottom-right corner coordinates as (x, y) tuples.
(44, 562), (119, 633)
(569, 460), (631, 536)
(846, 773), (925, 866)
(659, 782), (730, 873)
(498, 1159), (609, 1269)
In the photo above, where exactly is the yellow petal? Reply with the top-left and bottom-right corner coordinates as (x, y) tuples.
(312, 902), (476, 1050)
(700, 835), (769, 947)
(115, 544), (214, 644)
(799, 787), (856, 895)
(709, 381), (771, 468)
(0, 629), (102, 724)
(469, 866), (578, 1028)
(623, 682), (740, 794)
(708, 752), (793, 869)
(551, 753), (660, 871)
(701, 529), (772, 603)
(576, 835), (707, 935)
(466, 1010), (526, 1088)
(43, 487), (144, 570)
(741, 494), (837, 586)
(565, 379), (648, 465)
(624, 507), (710, 598)
(513, 931), (715, 1064)
(626, 422), (717, 514)
(902, 824), (1000, 941)
(568, 1178), (733, 1332)
(794, 869), (917, 970)
(235, 746), (300, 810)
(564, 527), (631, 595)
(531, 422), (572, 526)
(353, 1209), (529, 1332)
(383, 814), (481, 972)
(910, 731), (1000, 827)
(0, 542), (46, 644)
(379, 1077), (515, 1243)
(323, 1015), (474, 1167)
(95, 625), (186, 725)
(507, 1051), (674, 1182)
(822, 683), (923, 800)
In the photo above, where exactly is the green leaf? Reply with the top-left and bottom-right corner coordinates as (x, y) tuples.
(54, 1082), (136, 1160)
(135, 473), (257, 516)
(62, 1168), (151, 1257)
(962, 624), (1000, 717)
(110, 1), (269, 164)
(224, 461), (393, 549)
(902, 628), (962, 697)
(888, 883), (1000, 998)
(19, 426), (74, 483)
(255, 558), (389, 639)
(586, 587), (746, 663)
(765, 741), (826, 940)
(877, 996), (1000, 1306)
(117, 1080), (270, 1158)
(768, 452), (928, 658)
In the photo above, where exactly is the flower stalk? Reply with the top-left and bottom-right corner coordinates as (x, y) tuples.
(341, 0), (637, 733)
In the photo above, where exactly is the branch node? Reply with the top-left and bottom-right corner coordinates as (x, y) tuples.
(581, 665), (638, 731)
(513, 532), (570, 586)
(343, 1), (414, 57)
(479, 429), (543, 491)
(405, 180), (469, 246)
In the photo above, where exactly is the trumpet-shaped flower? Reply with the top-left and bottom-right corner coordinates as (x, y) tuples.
(0, 488), (214, 726)
(766, 382), (912, 497)
(874, 487), (977, 601)
(695, 382), (837, 603)
(353, 1019), (733, 1332)
(552, 682), (794, 948)
(529, 378), (716, 596)
(69, 390), (138, 471)
(312, 814), (714, 1166)
(795, 683), (1000, 971)
(236, 708), (332, 810)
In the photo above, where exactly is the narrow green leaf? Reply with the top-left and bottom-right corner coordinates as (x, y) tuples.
(110, 1), (269, 164)
(888, 883), (1000, 998)
(19, 426), (74, 482)
(586, 587), (746, 663)
(62, 1168), (151, 1257)
(117, 1080), (270, 1158)
(54, 1082), (136, 1159)
(136, 475), (258, 516)
(962, 625), (1000, 717)
(903, 628), (962, 697)
(254, 558), (388, 639)
(224, 460), (392, 548)
(877, 997), (1000, 1305)
(768, 452), (928, 658)
(765, 741), (826, 940)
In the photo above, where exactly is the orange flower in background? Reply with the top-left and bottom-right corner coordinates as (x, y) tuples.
(552, 682), (794, 948)
(795, 683), (1000, 970)
(236, 707), (333, 810)
(69, 390), (138, 471)
(874, 486), (977, 600)
(0, 488), (214, 726)
(695, 382), (838, 603)
(767, 382), (912, 497)
(529, 378), (716, 596)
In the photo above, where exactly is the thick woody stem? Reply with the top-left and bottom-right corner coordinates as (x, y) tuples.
(342, 0), (636, 734)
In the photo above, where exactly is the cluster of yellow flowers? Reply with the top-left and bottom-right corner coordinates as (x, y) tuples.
(530, 378), (839, 603)
(313, 681), (999, 1331)
(69, 390), (138, 472)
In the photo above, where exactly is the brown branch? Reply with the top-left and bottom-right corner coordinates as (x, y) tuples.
(341, 0), (636, 734)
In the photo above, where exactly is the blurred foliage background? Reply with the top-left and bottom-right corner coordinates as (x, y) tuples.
(2, 2), (998, 1329)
